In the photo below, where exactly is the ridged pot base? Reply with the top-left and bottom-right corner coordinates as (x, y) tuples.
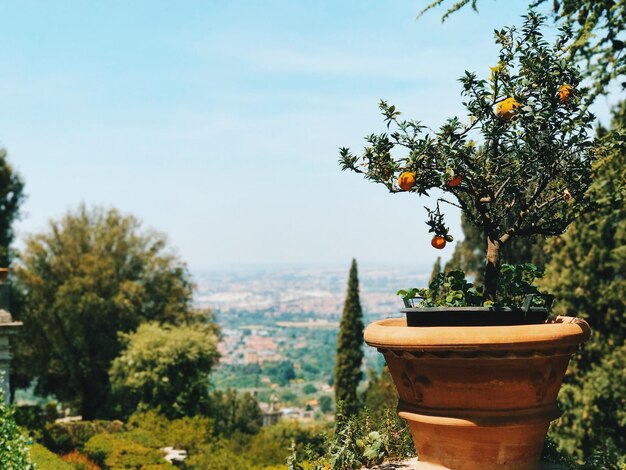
(364, 316), (590, 470)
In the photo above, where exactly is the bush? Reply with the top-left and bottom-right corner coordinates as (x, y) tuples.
(246, 420), (329, 467)
(61, 450), (101, 470)
(84, 433), (173, 469)
(184, 441), (259, 470)
(29, 443), (72, 470)
(44, 420), (124, 454)
(125, 410), (214, 453)
(0, 387), (34, 469)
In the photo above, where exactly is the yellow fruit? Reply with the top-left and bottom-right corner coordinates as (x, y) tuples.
(558, 84), (573, 103)
(496, 97), (520, 121)
(398, 172), (416, 191)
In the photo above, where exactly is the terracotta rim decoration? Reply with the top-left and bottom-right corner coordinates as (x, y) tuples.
(364, 316), (591, 470)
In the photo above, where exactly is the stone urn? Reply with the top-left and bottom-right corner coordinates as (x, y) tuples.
(364, 316), (590, 470)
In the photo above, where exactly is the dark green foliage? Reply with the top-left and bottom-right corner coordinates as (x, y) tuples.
(208, 389), (263, 437)
(334, 259), (364, 420)
(109, 322), (219, 419)
(541, 102), (626, 461)
(43, 419), (123, 454)
(319, 396), (332, 413)
(0, 385), (34, 469)
(0, 148), (25, 267)
(419, 1), (626, 102)
(13, 205), (200, 419)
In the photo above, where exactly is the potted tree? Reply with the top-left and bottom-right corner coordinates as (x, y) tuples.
(339, 13), (621, 470)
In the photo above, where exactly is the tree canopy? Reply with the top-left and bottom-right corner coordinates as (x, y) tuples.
(13, 205), (201, 419)
(109, 322), (220, 419)
(340, 13), (622, 300)
(0, 148), (25, 267)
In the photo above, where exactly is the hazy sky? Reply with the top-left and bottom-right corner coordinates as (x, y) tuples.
(0, 1), (618, 273)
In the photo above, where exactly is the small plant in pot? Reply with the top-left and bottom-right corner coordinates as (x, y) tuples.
(339, 12), (624, 470)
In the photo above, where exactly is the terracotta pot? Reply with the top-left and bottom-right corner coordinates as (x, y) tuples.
(364, 316), (590, 470)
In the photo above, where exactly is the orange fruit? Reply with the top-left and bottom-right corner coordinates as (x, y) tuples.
(558, 84), (573, 103)
(431, 236), (446, 249)
(448, 175), (462, 187)
(496, 97), (520, 121)
(398, 172), (416, 191)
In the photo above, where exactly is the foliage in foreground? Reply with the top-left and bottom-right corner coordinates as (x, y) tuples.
(0, 382), (34, 469)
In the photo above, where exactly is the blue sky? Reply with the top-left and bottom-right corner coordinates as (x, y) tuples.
(0, 1), (618, 273)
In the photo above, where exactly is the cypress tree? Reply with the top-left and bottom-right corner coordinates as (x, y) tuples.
(334, 258), (364, 421)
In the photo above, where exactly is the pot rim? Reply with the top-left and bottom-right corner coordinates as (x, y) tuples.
(364, 315), (590, 351)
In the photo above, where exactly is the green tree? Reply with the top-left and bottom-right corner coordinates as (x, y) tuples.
(208, 389), (263, 437)
(334, 259), (364, 421)
(109, 322), (219, 419)
(541, 101), (626, 459)
(419, 0), (626, 102)
(0, 148), (25, 268)
(340, 13), (619, 301)
(13, 205), (199, 419)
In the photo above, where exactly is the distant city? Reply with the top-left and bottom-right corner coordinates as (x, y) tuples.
(193, 265), (430, 317)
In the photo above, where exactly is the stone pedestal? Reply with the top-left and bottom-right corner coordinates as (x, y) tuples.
(0, 309), (22, 403)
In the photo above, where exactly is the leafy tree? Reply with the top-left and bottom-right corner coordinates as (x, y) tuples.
(0, 148), (25, 267)
(13, 205), (199, 419)
(334, 259), (364, 421)
(419, 0), (626, 101)
(542, 101), (626, 459)
(109, 322), (219, 419)
(340, 13), (622, 301)
(208, 389), (263, 437)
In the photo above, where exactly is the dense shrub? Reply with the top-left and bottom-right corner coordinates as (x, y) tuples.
(43, 420), (123, 454)
(83, 433), (174, 469)
(29, 443), (72, 470)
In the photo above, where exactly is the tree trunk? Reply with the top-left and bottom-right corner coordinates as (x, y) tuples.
(483, 237), (501, 303)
